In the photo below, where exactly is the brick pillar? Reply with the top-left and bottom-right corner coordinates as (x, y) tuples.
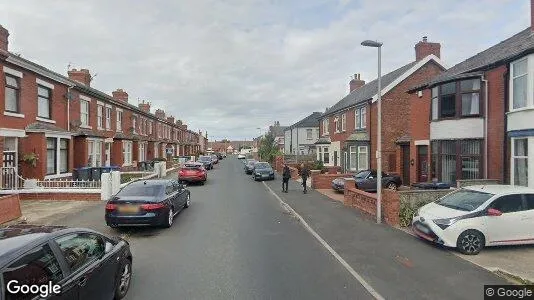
(111, 140), (124, 167)
(0, 136), (4, 167)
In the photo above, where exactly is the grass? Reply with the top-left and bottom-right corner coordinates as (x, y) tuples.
(494, 270), (534, 285)
(120, 173), (145, 184)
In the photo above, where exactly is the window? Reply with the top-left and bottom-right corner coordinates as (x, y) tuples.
(431, 140), (482, 184)
(139, 143), (146, 162)
(105, 106), (112, 129)
(431, 87), (438, 120)
(525, 194), (534, 210)
(132, 116), (137, 134)
(88, 141), (94, 166)
(322, 119), (329, 136)
(46, 138), (56, 175)
(95, 141), (102, 167)
(355, 107), (366, 129)
(489, 195), (525, 214)
(334, 116), (339, 132)
(357, 146), (368, 170)
(88, 140), (103, 167)
(513, 138), (528, 187)
(3, 244), (63, 300)
(148, 121), (153, 134)
(460, 140), (481, 180)
(80, 99), (89, 126)
(123, 141), (133, 165)
(306, 129), (313, 140)
(60, 139), (68, 173)
(154, 143), (159, 158)
(511, 58), (528, 109)
(349, 146), (357, 171)
(97, 105), (103, 129)
(5, 74), (20, 112)
(37, 85), (51, 119)
(460, 79), (480, 116)
(323, 147), (330, 164)
(341, 113), (346, 131)
(116, 110), (123, 132)
(55, 233), (105, 273)
(439, 82), (456, 118)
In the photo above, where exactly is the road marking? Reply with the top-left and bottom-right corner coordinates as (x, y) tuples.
(262, 182), (385, 300)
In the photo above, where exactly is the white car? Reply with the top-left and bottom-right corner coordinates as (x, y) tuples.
(237, 154), (246, 159)
(412, 185), (534, 255)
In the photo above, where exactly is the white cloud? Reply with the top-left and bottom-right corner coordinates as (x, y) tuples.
(0, 0), (529, 140)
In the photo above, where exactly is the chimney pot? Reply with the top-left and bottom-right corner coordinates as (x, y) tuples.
(349, 73), (366, 92)
(422, 36), (428, 42)
(415, 36), (440, 61)
(112, 89), (129, 102)
(68, 68), (92, 86)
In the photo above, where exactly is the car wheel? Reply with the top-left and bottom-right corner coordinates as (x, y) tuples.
(456, 230), (485, 255)
(184, 194), (191, 208)
(200, 181), (205, 186)
(163, 207), (174, 228)
(114, 258), (132, 299)
(386, 182), (398, 190)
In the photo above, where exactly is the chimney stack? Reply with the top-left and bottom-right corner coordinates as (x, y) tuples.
(138, 100), (151, 113)
(155, 109), (166, 119)
(68, 68), (92, 86)
(415, 36), (441, 61)
(0, 25), (9, 52)
(349, 73), (365, 92)
(176, 120), (183, 126)
(111, 89), (128, 102)
(167, 116), (175, 124)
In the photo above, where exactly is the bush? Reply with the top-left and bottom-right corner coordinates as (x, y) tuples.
(399, 201), (428, 227)
(120, 173), (144, 184)
(152, 157), (167, 162)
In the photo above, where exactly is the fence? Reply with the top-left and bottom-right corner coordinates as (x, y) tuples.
(1, 167), (24, 190)
(29, 179), (101, 189)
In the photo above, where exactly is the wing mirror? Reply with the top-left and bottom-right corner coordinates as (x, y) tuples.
(487, 208), (502, 216)
(105, 241), (114, 253)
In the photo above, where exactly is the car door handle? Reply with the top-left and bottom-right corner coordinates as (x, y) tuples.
(78, 276), (88, 287)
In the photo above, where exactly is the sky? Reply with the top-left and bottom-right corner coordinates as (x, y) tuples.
(0, 0), (529, 140)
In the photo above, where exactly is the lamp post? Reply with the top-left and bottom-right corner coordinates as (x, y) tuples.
(361, 39), (383, 224)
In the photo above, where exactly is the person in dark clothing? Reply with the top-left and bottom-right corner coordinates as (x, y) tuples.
(299, 163), (310, 194)
(282, 164), (290, 193)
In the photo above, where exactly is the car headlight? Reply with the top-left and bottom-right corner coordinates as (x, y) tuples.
(432, 217), (459, 230)
(255, 172), (260, 176)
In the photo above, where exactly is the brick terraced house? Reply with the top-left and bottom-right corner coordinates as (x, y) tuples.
(0, 25), (203, 183)
(317, 37), (446, 185)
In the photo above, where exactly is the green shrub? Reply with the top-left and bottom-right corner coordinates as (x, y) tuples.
(152, 157), (167, 162)
(399, 200), (429, 227)
(120, 173), (144, 184)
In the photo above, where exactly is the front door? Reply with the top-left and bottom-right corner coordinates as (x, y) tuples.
(417, 145), (428, 182)
(105, 142), (111, 166)
(401, 145), (410, 185)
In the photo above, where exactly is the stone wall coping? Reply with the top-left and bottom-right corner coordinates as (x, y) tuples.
(345, 187), (377, 199)
(0, 189), (101, 194)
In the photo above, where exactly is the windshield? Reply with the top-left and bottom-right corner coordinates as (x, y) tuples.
(255, 163), (271, 169)
(198, 156), (211, 162)
(354, 171), (370, 179)
(117, 184), (163, 197)
(184, 164), (201, 170)
(436, 189), (494, 211)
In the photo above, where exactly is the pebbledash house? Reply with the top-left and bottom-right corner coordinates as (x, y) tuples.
(316, 37), (446, 186)
(0, 25), (203, 186)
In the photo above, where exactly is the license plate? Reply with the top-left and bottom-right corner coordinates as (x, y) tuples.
(415, 223), (430, 234)
(262, 174), (269, 178)
(118, 205), (139, 214)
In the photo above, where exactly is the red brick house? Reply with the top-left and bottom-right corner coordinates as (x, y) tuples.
(0, 25), (202, 183)
(413, 0), (534, 188)
(317, 37), (445, 185)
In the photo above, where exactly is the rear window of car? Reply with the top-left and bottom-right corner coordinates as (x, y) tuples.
(117, 184), (163, 197)
(436, 189), (494, 211)
(198, 156), (211, 161)
(255, 163), (270, 169)
(184, 164), (201, 169)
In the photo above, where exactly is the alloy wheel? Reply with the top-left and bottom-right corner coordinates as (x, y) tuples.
(118, 262), (131, 295)
(185, 195), (191, 208)
(168, 208), (174, 226)
(387, 182), (397, 190)
(460, 233), (482, 254)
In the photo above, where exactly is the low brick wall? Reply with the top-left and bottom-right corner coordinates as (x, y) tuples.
(19, 192), (101, 201)
(400, 189), (453, 208)
(0, 194), (22, 224)
(343, 181), (401, 226)
(326, 166), (342, 174)
(456, 179), (500, 188)
(311, 173), (352, 189)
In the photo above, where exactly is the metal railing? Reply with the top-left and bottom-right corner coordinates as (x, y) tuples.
(1, 167), (24, 190)
(33, 179), (101, 189)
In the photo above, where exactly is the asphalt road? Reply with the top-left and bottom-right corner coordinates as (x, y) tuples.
(54, 158), (373, 299)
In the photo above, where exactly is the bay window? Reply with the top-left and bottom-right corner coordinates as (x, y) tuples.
(431, 140), (482, 183)
(461, 79), (480, 116)
(440, 82), (456, 118)
(511, 58), (528, 109)
(512, 138), (528, 187)
(431, 87), (438, 120)
(321, 146), (330, 164)
(45, 137), (70, 177)
(46, 138), (56, 175)
(430, 79), (481, 120)
(123, 141), (133, 165)
(88, 140), (103, 167)
(357, 146), (368, 170)
(60, 139), (68, 173)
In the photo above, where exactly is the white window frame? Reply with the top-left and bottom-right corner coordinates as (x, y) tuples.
(355, 106), (366, 129)
(80, 99), (90, 128)
(105, 105), (112, 130)
(341, 113), (346, 132)
(334, 116), (339, 133)
(116, 109), (123, 132)
(148, 121), (153, 135)
(132, 115), (138, 134)
(139, 142), (147, 162)
(87, 138), (103, 167)
(511, 137), (532, 187)
(510, 56), (531, 111)
(306, 128), (313, 140)
(357, 146), (368, 171)
(360, 107), (366, 129)
(349, 146), (357, 171)
(97, 104), (104, 130)
(154, 143), (159, 158)
(122, 141), (133, 166)
(44, 136), (72, 179)
(322, 119), (329, 136)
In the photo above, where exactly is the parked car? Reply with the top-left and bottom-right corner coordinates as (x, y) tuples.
(352, 170), (402, 192)
(198, 155), (213, 170)
(332, 177), (349, 193)
(252, 162), (275, 181)
(216, 152), (223, 160)
(179, 162), (207, 185)
(412, 185), (534, 255)
(237, 154), (246, 159)
(0, 224), (132, 300)
(105, 179), (191, 228)
(244, 159), (257, 174)
(211, 154), (219, 164)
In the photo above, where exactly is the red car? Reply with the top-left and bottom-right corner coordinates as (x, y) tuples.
(178, 162), (207, 185)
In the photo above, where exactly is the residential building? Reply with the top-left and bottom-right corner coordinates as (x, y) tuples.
(414, 1), (534, 188)
(0, 25), (203, 182)
(268, 121), (287, 153)
(317, 38), (445, 186)
(284, 112), (321, 155)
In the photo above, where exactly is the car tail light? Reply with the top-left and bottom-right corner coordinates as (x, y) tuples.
(140, 203), (166, 210)
(105, 203), (117, 211)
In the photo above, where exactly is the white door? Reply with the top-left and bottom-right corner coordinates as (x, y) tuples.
(105, 142), (111, 166)
(485, 195), (529, 244)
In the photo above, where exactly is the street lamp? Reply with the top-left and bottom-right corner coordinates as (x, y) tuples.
(361, 39), (383, 224)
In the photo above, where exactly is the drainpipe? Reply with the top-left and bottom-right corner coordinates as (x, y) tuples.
(67, 85), (74, 131)
(481, 75), (488, 179)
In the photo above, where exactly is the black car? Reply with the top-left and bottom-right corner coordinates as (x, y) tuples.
(244, 159), (257, 174)
(353, 169), (402, 192)
(0, 224), (132, 300)
(105, 179), (191, 228)
(198, 155), (213, 170)
(216, 152), (223, 160)
(252, 162), (275, 181)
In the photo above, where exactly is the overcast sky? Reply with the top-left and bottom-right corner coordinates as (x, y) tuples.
(0, 0), (528, 140)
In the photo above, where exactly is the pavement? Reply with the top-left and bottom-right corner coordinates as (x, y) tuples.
(316, 189), (344, 202)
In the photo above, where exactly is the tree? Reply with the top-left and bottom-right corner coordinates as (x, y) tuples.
(258, 133), (281, 163)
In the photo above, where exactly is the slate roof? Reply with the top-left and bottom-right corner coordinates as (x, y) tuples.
(25, 122), (71, 133)
(315, 136), (331, 144)
(324, 61), (418, 116)
(427, 27), (534, 86)
(287, 112), (322, 130)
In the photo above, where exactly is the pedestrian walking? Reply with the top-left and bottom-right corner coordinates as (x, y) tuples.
(282, 164), (290, 193)
(299, 163), (310, 194)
